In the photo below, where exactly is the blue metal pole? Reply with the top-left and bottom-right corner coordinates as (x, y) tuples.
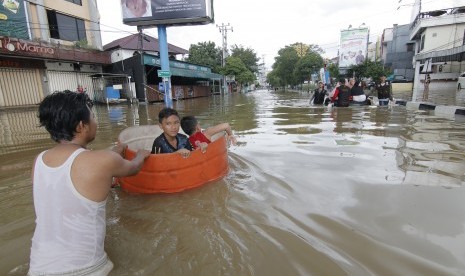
(157, 25), (173, 108)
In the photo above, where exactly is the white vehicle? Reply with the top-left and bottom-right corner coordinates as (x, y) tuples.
(457, 72), (465, 90)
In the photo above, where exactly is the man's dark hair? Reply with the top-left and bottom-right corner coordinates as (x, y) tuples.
(180, 116), (198, 135)
(338, 78), (346, 84)
(38, 90), (93, 142)
(158, 107), (179, 123)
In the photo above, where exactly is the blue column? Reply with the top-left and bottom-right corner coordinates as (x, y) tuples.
(157, 25), (173, 108)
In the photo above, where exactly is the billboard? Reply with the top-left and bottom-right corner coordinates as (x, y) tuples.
(0, 0), (29, 39)
(339, 28), (369, 68)
(122, 0), (214, 26)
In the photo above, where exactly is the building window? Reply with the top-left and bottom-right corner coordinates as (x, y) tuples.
(64, 0), (82, 5)
(47, 10), (86, 42)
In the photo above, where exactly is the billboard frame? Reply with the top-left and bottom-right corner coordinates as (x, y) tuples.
(122, 0), (214, 27)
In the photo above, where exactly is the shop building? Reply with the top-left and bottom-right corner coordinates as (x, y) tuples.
(103, 34), (222, 103)
(0, 0), (109, 107)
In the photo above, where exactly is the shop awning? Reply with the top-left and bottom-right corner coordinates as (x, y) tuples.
(143, 54), (223, 80)
(170, 67), (223, 80)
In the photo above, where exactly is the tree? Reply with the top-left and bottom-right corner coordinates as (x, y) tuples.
(222, 56), (255, 87)
(230, 45), (260, 74)
(186, 41), (222, 73)
(294, 51), (324, 84)
(272, 46), (300, 90)
(327, 63), (340, 82)
(347, 60), (391, 81)
(266, 70), (281, 88)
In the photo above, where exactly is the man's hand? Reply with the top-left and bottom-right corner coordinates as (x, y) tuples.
(135, 149), (151, 160)
(112, 143), (128, 157)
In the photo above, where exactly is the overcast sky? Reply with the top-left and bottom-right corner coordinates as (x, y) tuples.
(97, 0), (465, 68)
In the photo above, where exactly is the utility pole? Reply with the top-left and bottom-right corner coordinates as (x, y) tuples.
(216, 23), (233, 94)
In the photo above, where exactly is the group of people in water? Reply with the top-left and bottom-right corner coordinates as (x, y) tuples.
(310, 75), (393, 107)
(29, 91), (237, 275)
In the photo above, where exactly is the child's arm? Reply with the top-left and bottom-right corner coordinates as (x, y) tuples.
(204, 123), (236, 145)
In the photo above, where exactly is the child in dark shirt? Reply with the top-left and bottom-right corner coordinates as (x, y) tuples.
(151, 108), (192, 157)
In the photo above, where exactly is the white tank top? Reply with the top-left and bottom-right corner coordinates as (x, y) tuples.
(30, 148), (107, 273)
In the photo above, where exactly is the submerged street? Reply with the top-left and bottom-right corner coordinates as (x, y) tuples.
(1, 89), (465, 275)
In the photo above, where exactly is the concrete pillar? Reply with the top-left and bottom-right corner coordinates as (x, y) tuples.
(412, 60), (422, 101)
(35, 0), (50, 40)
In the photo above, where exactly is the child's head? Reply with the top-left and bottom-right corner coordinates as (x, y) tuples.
(158, 108), (181, 138)
(180, 116), (199, 136)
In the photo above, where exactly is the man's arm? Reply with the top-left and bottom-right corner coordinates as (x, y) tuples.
(106, 149), (150, 177)
(72, 149), (150, 202)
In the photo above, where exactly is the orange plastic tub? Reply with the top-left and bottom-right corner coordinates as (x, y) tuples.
(117, 125), (229, 194)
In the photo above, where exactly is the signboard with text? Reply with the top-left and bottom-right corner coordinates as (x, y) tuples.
(339, 28), (369, 68)
(157, 70), (171, 77)
(0, 0), (29, 39)
(122, 0), (214, 27)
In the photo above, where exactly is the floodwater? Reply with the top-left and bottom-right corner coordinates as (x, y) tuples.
(1, 89), (465, 275)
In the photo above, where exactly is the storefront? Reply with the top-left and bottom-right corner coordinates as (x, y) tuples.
(0, 36), (110, 107)
(107, 53), (223, 103)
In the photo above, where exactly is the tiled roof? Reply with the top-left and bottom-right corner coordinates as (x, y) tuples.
(103, 33), (188, 55)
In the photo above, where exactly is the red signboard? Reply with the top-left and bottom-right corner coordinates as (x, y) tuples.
(0, 36), (110, 64)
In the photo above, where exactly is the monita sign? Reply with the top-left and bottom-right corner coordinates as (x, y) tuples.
(0, 37), (55, 55)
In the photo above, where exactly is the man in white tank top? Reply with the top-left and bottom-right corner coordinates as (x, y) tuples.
(29, 91), (150, 275)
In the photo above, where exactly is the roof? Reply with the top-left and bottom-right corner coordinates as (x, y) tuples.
(103, 34), (189, 55)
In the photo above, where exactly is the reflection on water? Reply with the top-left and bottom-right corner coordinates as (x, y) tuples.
(1, 90), (465, 275)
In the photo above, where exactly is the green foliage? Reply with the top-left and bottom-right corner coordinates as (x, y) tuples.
(73, 39), (96, 50)
(268, 43), (324, 89)
(230, 45), (260, 73)
(222, 56), (255, 85)
(327, 63), (340, 81)
(272, 46), (300, 89)
(294, 51), (324, 84)
(347, 60), (391, 81)
(186, 41), (222, 73)
(266, 70), (282, 88)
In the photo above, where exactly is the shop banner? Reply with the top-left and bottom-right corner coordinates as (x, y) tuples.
(339, 28), (369, 68)
(0, 0), (29, 39)
(122, 0), (213, 26)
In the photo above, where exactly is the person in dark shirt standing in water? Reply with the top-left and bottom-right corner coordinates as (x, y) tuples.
(375, 75), (393, 106)
(311, 81), (327, 105)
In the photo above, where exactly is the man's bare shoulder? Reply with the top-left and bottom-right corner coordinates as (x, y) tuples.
(78, 149), (121, 166)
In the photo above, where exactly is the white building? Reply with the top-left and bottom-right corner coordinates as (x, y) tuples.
(410, 7), (465, 96)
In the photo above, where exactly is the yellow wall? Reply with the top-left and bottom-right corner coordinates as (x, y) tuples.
(44, 0), (90, 20)
(26, 4), (41, 39)
(392, 83), (413, 92)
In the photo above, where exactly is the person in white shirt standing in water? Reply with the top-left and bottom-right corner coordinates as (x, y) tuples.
(29, 90), (150, 275)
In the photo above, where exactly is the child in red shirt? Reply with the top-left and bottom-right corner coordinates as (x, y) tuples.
(180, 116), (237, 151)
